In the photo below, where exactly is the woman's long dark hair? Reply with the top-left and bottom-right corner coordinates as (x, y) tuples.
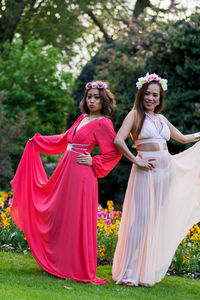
(132, 81), (165, 139)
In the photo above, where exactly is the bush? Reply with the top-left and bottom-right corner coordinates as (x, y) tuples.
(0, 38), (75, 189)
(97, 201), (121, 263)
(0, 191), (28, 252)
(171, 225), (200, 277)
(72, 11), (200, 204)
(1, 193), (200, 277)
(0, 97), (26, 190)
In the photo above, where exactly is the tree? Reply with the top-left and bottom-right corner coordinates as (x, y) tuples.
(0, 94), (26, 189)
(0, 0), (152, 59)
(0, 38), (74, 189)
(0, 0), (85, 57)
(72, 6), (200, 204)
(0, 38), (74, 137)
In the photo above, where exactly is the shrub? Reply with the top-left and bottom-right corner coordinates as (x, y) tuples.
(72, 11), (200, 204)
(0, 38), (75, 189)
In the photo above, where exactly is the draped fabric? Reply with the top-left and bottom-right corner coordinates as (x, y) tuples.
(112, 142), (200, 286)
(11, 114), (121, 284)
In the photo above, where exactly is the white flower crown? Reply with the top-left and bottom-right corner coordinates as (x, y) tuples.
(136, 73), (168, 91)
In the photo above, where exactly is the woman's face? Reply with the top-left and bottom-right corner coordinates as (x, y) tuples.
(86, 89), (102, 115)
(143, 83), (160, 113)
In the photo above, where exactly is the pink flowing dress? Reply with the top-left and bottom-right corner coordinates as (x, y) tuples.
(112, 114), (200, 286)
(11, 114), (121, 284)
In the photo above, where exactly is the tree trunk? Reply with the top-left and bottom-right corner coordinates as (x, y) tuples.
(0, 0), (26, 48)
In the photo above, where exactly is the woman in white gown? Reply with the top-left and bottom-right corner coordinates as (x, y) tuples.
(112, 73), (200, 286)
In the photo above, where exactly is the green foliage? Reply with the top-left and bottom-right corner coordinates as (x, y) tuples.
(0, 191), (29, 251)
(0, 0), (156, 72)
(172, 246), (186, 274)
(72, 10), (200, 204)
(97, 229), (118, 263)
(0, 0), (85, 58)
(97, 202), (121, 263)
(0, 38), (74, 189)
(96, 12), (200, 146)
(0, 221), (28, 253)
(0, 38), (74, 136)
(0, 97), (26, 189)
(171, 224), (200, 277)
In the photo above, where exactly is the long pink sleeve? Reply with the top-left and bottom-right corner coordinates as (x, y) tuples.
(10, 130), (68, 229)
(92, 118), (122, 178)
(32, 131), (68, 155)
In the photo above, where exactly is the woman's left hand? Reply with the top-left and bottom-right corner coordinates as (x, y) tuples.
(76, 152), (93, 166)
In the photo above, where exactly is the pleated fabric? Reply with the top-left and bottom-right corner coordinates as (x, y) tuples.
(11, 114), (121, 284)
(112, 141), (200, 286)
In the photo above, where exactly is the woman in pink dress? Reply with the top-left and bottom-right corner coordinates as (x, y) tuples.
(11, 81), (121, 284)
(112, 73), (200, 286)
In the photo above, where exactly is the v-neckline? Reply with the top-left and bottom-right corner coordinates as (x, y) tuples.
(145, 113), (164, 135)
(72, 114), (104, 138)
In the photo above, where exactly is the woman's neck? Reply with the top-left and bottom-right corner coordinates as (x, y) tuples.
(88, 113), (102, 119)
(145, 111), (155, 117)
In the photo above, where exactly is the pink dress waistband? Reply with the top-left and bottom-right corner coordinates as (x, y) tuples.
(67, 143), (90, 155)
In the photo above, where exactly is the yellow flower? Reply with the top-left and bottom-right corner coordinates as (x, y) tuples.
(0, 212), (11, 228)
(1, 212), (6, 219)
(5, 206), (11, 214)
(110, 224), (115, 230)
(99, 244), (105, 257)
(97, 223), (104, 229)
(0, 197), (4, 207)
(107, 200), (113, 205)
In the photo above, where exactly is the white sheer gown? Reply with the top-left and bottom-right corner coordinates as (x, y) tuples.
(112, 114), (200, 286)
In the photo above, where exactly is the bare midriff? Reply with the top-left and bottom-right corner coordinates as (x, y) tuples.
(136, 143), (168, 152)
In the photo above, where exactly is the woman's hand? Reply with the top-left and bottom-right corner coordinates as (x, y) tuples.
(29, 137), (33, 142)
(76, 152), (93, 166)
(134, 157), (155, 170)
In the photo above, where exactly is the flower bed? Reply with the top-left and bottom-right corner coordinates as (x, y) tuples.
(97, 201), (200, 277)
(170, 224), (200, 277)
(0, 191), (28, 252)
(97, 201), (121, 263)
(1, 192), (200, 277)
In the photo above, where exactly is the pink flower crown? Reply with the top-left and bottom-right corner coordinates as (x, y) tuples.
(85, 81), (108, 90)
(136, 73), (168, 91)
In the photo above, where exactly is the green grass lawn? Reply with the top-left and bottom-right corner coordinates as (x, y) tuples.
(0, 251), (200, 300)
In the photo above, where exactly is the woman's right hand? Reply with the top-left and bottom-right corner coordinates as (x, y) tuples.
(134, 157), (155, 170)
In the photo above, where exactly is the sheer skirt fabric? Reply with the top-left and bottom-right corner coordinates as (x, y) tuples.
(112, 141), (200, 286)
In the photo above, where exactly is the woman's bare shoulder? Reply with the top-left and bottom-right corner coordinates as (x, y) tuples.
(158, 113), (168, 123)
(124, 109), (135, 122)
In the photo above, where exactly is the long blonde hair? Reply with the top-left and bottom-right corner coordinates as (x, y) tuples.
(132, 81), (165, 139)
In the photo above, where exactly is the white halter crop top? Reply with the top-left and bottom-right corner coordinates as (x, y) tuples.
(135, 113), (171, 146)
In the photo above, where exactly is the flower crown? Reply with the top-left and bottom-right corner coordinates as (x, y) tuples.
(85, 81), (108, 90)
(136, 73), (168, 91)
